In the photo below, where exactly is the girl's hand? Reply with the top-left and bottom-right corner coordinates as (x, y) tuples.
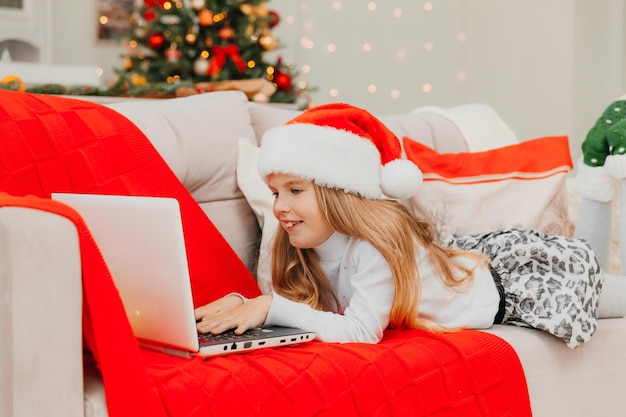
(196, 294), (273, 335)
(194, 294), (244, 322)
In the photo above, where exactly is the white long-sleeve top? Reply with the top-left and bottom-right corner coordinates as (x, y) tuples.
(264, 232), (500, 344)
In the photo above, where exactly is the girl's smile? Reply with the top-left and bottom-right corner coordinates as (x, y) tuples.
(283, 220), (302, 230)
(267, 173), (334, 249)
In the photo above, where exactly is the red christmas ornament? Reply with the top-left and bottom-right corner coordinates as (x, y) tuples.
(269, 10), (280, 28)
(143, 0), (158, 6)
(144, 8), (156, 21)
(148, 32), (166, 49)
(275, 72), (292, 90)
(218, 26), (235, 40)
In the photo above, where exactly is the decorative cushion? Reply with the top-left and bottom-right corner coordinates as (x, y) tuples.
(402, 135), (573, 242)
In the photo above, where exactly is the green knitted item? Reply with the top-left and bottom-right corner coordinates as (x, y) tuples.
(582, 99), (626, 167)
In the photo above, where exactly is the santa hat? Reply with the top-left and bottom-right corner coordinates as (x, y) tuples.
(258, 103), (423, 200)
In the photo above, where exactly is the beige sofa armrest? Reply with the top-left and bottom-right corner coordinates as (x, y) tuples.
(0, 206), (84, 417)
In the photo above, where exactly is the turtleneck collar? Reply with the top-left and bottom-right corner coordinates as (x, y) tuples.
(313, 232), (350, 261)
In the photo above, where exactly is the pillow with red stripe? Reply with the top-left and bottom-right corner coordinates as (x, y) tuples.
(402, 135), (573, 241)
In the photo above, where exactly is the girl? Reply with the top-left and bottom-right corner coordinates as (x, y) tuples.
(195, 103), (603, 349)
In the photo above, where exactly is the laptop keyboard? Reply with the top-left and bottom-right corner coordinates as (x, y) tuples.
(198, 327), (268, 344)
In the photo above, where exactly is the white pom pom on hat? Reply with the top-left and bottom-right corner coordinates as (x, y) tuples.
(258, 103), (423, 200)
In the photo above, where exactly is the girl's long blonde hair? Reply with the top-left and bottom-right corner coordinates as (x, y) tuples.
(271, 184), (485, 333)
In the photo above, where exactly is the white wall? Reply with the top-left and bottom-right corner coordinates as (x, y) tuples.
(51, 0), (123, 87)
(47, 0), (626, 164)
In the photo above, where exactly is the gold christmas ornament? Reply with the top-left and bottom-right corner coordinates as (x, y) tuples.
(130, 73), (148, 86)
(259, 33), (277, 51)
(186, 32), (197, 44)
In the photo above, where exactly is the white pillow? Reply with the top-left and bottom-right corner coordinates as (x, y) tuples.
(236, 137), (277, 294)
(411, 103), (519, 152)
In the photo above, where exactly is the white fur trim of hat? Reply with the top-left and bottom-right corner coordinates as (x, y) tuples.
(605, 154), (626, 179)
(258, 103), (423, 200)
(575, 157), (615, 202)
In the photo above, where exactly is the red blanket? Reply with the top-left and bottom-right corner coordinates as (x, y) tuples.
(0, 90), (532, 417)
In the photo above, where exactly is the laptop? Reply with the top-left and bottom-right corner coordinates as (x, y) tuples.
(51, 193), (315, 358)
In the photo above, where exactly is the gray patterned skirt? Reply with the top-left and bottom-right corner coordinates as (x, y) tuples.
(444, 229), (603, 348)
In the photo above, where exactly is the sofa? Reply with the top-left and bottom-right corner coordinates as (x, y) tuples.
(1, 89), (625, 417)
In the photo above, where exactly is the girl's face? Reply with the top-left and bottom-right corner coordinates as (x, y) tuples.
(268, 173), (334, 249)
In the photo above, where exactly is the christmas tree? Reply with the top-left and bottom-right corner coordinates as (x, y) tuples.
(116, 0), (306, 104)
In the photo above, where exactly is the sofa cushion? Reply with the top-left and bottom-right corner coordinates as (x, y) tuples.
(108, 91), (261, 271)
